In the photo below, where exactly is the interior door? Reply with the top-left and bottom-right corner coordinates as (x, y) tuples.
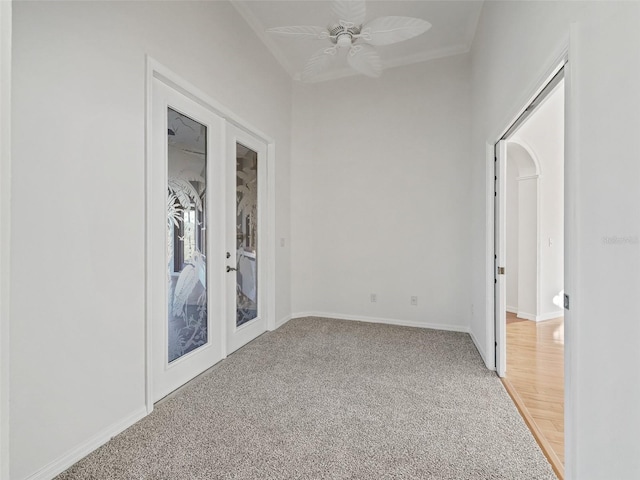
(495, 140), (507, 377)
(151, 79), (226, 401)
(226, 125), (267, 354)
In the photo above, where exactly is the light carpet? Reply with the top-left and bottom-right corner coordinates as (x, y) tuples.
(57, 317), (556, 479)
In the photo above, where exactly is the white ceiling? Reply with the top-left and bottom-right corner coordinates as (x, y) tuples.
(233, 0), (484, 82)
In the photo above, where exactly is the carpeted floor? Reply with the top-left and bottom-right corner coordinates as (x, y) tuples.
(57, 317), (556, 479)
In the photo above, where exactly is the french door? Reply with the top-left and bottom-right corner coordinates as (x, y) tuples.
(150, 79), (268, 401)
(225, 125), (267, 354)
(150, 79), (226, 401)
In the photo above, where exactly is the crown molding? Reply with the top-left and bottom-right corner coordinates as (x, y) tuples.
(383, 43), (470, 70)
(298, 44), (471, 84)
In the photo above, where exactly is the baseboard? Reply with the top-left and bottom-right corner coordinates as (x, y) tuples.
(516, 311), (537, 321)
(468, 329), (489, 368)
(536, 310), (564, 322)
(506, 305), (518, 314)
(517, 310), (564, 322)
(274, 314), (293, 329)
(25, 406), (147, 480)
(291, 311), (470, 334)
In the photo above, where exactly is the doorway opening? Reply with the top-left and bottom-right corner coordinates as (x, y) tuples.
(495, 71), (565, 478)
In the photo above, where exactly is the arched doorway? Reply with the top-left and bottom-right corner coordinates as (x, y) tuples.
(505, 140), (540, 320)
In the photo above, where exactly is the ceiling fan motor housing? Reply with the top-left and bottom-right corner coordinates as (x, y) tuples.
(329, 23), (362, 47)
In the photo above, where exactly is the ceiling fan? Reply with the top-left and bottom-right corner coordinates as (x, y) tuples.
(267, 0), (431, 81)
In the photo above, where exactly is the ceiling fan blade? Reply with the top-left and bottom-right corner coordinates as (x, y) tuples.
(301, 47), (338, 82)
(266, 25), (329, 40)
(360, 16), (431, 46)
(332, 0), (366, 25)
(347, 44), (382, 78)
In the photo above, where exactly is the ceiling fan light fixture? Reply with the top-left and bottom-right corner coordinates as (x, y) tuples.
(336, 34), (352, 48)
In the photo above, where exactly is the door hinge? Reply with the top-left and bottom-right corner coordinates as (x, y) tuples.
(497, 267), (505, 275)
(494, 191), (497, 197)
(494, 278), (497, 284)
(564, 294), (570, 310)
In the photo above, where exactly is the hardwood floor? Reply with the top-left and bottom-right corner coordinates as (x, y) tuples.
(502, 312), (564, 480)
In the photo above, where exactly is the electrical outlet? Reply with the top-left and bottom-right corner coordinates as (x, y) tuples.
(370, 293), (377, 303)
(411, 296), (418, 306)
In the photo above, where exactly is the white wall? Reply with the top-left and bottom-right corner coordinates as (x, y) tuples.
(512, 84), (564, 319)
(291, 54), (472, 331)
(505, 159), (518, 311)
(0, 2), (12, 478)
(517, 175), (537, 318)
(10, 2), (292, 478)
(470, 1), (640, 478)
(568, 6), (640, 477)
(505, 141), (539, 318)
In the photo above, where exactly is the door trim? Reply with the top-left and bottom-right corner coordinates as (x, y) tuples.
(144, 57), (276, 413)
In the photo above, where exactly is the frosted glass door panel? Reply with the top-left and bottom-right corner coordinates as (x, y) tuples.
(236, 143), (258, 327)
(152, 78), (224, 402)
(167, 108), (208, 362)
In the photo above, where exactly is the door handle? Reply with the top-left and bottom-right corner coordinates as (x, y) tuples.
(226, 266), (237, 273)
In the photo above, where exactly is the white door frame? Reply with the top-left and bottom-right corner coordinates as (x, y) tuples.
(145, 58), (277, 413)
(0, 1), (12, 477)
